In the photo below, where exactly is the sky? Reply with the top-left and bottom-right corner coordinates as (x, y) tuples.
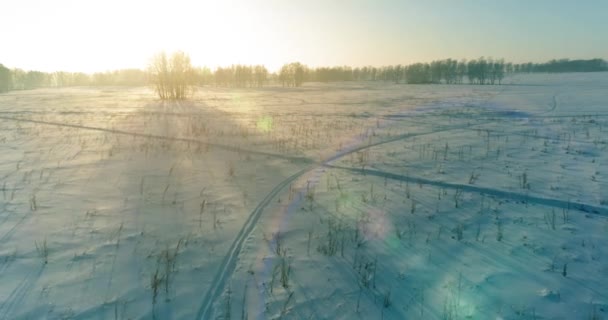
(1, 0), (607, 73)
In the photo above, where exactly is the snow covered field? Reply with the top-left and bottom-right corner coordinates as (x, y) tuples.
(0, 73), (607, 319)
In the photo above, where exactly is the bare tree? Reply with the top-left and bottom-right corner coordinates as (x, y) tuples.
(149, 51), (195, 100)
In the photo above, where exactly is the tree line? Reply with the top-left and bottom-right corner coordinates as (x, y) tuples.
(513, 59), (607, 73)
(213, 65), (269, 87)
(1, 57), (606, 94)
(0, 65), (147, 92)
(283, 58), (607, 85)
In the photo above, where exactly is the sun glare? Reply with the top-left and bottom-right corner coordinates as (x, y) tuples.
(3, 0), (286, 72)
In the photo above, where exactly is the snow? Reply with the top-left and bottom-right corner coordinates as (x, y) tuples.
(0, 73), (607, 319)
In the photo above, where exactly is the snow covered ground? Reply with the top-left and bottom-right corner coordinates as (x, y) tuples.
(0, 73), (606, 319)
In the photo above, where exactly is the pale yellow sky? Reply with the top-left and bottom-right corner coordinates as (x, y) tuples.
(3, 1), (287, 71)
(1, 0), (606, 73)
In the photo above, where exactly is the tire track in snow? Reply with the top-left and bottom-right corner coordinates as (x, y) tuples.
(0, 115), (313, 165)
(0, 211), (32, 244)
(195, 167), (309, 320)
(0, 265), (44, 319)
(328, 165), (608, 216)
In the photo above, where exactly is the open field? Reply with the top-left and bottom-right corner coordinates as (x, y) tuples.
(0, 73), (607, 319)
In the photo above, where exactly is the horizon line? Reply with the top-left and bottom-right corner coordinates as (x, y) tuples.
(2, 57), (608, 75)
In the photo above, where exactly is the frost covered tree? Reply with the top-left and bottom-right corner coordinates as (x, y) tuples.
(149, 51), (195, 100)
